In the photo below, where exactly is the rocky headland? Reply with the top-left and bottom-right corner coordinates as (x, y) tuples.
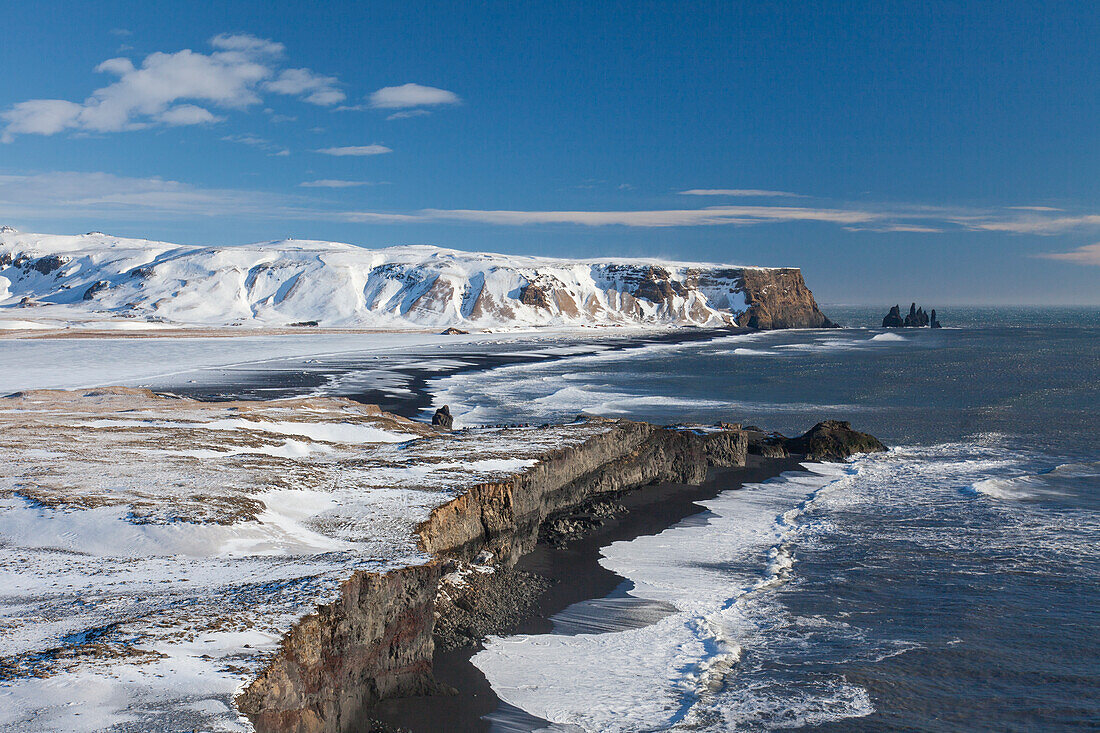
(0, 229), (836, 331)
(239, 419), (885, 733)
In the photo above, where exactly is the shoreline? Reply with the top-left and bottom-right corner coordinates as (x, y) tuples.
(371, 454), (807, 732)
(147, 326), (750, 420)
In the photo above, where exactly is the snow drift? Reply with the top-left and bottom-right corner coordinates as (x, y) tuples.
(0, 228), (834, 329)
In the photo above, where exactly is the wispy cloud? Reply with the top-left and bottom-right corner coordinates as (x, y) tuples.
(1, 34), (345, 142)
(953, 213), (1100, 234)
(221, 133), (289, 156)
(679, 189), (805, 198)
(340, 205), (877, 227)
(6, 170), (1100, 265)
(844, 224), (944, 233)
(1035, 243), (1100, 265)
(385, 108), (432, 121)
(299, 179), (380, 188)
(0, 171), (295, 220)
(315, 145), (392, 156)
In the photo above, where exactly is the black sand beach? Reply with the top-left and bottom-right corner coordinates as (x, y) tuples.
(148, 327), (748, 419)
(369, 454), (807, 733)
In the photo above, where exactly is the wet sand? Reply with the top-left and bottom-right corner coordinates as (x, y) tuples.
(370, 454), (806, 733)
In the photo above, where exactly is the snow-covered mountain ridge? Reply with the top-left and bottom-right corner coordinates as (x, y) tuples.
(0, 228), (834, 329)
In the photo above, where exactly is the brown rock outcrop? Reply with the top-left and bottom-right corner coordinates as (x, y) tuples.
(238, 564), (443, 733)
(736, 268), (837, 329)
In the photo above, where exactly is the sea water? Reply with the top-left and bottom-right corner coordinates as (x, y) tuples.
(430, 307), (1100, 731)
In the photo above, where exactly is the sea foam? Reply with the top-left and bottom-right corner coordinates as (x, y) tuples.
(473, 462), (874, 731)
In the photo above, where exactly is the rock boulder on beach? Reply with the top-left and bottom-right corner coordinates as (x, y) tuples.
(432, 405), (454, 430)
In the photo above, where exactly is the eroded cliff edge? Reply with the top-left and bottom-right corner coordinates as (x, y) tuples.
(238, 420), (750, 732)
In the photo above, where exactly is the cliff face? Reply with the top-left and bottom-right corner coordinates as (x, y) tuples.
(239, 420), (748, 733)
(0, 229), (835, 330)
(735, 268), (836, 329)
(237, 564), (443, 733)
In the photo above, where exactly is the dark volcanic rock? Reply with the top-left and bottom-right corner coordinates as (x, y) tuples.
(431, 405), (453, 430)
(930, 309), (942, 328)
(83, 280), (111, 301)
(434, 564), (551, 650)
(884, 302), (937, 328)
(30, 255), (69, 275)
(746, 429), (791, 458)
(882, 305), (905, 328)
(439, 327), (468, 335)
(903, 303), (930, 327)
(540, 495), (626, 546)
(786, 420), (887, 461)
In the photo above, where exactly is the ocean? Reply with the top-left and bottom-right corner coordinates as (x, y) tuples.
(424, 307), (1100, 731)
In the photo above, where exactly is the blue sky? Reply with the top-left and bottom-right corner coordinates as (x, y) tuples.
(1, 1), (1098, 304)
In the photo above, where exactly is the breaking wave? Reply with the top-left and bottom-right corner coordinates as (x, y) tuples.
(972, 461), (1100, 501)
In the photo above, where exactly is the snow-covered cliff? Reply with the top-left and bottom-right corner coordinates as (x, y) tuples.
(0, 229), (833, 329)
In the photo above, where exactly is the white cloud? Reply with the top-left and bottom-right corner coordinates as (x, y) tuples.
(208, 33), (285, 57)
(679, 189), (805, 198)
(1, 33), (345, 141)
(265, 68), (345, 106)
(1, 100), (84, 142)
(299, 180), (375, 188)
(368, 83), (460, 109)
(315, 145), (392, 156)
(109, 28), (132, 37)
(1035, 243), (1100, 265)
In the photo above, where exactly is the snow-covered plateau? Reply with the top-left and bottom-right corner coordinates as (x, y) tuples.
(0, 228), (834, 330)
(0, 387), (620, 731)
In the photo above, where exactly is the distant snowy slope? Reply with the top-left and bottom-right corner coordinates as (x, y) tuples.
(0, 228), (834, 329)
